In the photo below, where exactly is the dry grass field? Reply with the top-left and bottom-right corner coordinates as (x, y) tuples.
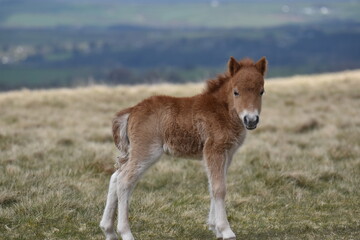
(1, 70), (360, 240)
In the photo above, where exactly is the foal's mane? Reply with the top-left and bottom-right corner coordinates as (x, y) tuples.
(204, 58), (255, 94)
(203, 73), (231, 94)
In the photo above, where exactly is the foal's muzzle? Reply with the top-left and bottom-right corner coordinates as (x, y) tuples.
(243, 114), (259, 130)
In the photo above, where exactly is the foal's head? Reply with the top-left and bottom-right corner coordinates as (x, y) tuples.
(228, 57), (267, 130)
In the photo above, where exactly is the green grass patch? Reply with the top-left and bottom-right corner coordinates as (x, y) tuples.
(2, 1), (360, 28)
(0, 67), (95, 90)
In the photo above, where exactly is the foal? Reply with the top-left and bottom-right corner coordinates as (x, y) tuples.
(100, 56), (267, 240)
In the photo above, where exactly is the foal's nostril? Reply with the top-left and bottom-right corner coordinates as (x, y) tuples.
(243, 114), (259, 127)
(244, 116), (249, 125)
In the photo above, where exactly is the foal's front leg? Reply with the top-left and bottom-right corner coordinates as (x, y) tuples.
(204, 145), (236, 240)
(209, 196), (223, 239)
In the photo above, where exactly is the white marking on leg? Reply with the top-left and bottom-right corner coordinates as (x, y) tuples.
(117, 179), (135, 240)
(100, 171), (120, 240)
(209, 197), (223, 239)
(214, 197), (235, 239)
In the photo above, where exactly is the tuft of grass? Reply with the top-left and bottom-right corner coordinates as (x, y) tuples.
(280, 171), (316, 189)
(318, 170), (343, 182)
(57, 138), (75, 147)
(0, 70), (360, 239)
(293, 119), (321, 134)
(0, 192), (19, 208)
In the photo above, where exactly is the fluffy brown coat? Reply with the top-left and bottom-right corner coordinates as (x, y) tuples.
(101, 56), (267, 240)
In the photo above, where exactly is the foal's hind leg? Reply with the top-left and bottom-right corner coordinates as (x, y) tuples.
(116, 145), (163, 240)
(100, 171), (120, 240)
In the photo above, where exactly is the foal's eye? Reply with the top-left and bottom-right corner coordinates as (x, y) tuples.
(233, 90), (239, 96)
(260, 90), (265, 96)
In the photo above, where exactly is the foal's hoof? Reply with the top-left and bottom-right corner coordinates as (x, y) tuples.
(223, 238), (236, 240)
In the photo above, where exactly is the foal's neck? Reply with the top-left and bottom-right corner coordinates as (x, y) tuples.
(209, 78), (233, 110)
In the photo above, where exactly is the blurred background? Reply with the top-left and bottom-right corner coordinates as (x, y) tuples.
(0, 0), (359, 91)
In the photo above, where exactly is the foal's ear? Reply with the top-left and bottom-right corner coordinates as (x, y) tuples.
(228, 56), (241, 76)
(255, 57), (267, 76)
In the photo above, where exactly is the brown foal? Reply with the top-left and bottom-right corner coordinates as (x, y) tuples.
(100, 56), (267, 240)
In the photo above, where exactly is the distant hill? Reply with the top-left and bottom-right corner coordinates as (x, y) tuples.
(0, 0), (360, 90)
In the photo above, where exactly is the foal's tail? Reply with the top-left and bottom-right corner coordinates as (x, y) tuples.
(112, 108), (132, 166)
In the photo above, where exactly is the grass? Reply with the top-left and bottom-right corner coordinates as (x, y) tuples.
(1, 70), (360, 239)
(0, 67), (97, 90)
(2, 1), (360, 28)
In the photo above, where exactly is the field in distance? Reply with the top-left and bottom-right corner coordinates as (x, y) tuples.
(0, 70), (360, 239)
(1, 0), (360, 28)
